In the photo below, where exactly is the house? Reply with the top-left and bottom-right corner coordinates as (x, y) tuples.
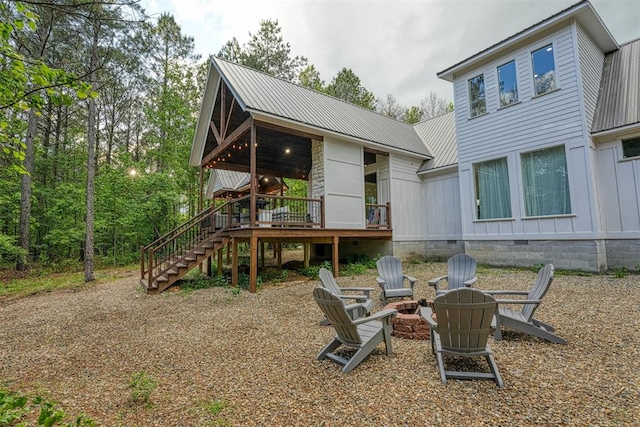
(141, 0), (639, 293)
(436, 0), (639, 272)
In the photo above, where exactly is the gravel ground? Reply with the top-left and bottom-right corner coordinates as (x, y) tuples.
(1, 259), (639, 426)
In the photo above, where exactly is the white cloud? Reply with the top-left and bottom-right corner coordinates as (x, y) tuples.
(140, 0), (640, 107)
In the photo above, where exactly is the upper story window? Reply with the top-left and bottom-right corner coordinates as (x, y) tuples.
(622, 137), (640, 159)
(531, 44), (558, 96)
(474, 157), (512, 220)
(521, 145), (571, 216)
(468, 74), (486, 117)
(497, 60), (519, 107)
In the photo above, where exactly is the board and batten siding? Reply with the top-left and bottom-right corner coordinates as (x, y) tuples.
(389, 153), (427, 240)
(453, 24), (599, 240)
(576, 23), (605, 132)
(323, 137), (365, 228)
(596, 141), (640, 237)
(424, 171), (462, 239)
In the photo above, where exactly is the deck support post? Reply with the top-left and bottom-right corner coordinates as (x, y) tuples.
(260, 241), (265, 268)
(250, 236), (258, 293)
(226, 241), (231, 264)
(277, 243), (282, 268)
(232, 238), (238, 287)
(217, 248), (223, 276)
(303, 243), (310, 268)
(206, 255), (212, 277)
(332, 236), (339, 278)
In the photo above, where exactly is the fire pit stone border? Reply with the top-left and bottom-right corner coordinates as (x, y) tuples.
(384, 300), (430, 340)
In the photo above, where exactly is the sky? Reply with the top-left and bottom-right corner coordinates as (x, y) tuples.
(139, 0), (640, 108)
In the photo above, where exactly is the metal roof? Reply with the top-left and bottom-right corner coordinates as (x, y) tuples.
(212, 57), (432, 158)
(413, 112), (457, 173)
(592, 38), (640, 134)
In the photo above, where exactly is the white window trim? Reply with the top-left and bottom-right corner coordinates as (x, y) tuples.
(530, 42), (561, 98)
(496, 59), (519, 108)
(467, 73), (487, 119)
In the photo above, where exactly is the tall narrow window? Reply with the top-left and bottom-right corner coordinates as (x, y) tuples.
(532, 44), (558, 95)
(468, 74), (486, 117)
(521, 145), (571, 216)
(622, 137), (640, 159)
(498, 60), (518, 107)
(474, 157), (511, 219)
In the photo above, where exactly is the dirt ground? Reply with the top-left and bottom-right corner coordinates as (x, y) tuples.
(1, 254), (639, 426)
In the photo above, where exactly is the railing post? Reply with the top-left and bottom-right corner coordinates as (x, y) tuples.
(321, 195), (325, 228)
(386, 202), (391, 229)
(148, 248), (154, 286)
(140, 246), (144, 279)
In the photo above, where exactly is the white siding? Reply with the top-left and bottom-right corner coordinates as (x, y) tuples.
(576, 23), (605, 131)
(452, 24), (598, 240)
(424, 172), (462, 239)
(389, 153), (427, 240)
(323, 137), (365, 228)
(596, 140), (640, 237)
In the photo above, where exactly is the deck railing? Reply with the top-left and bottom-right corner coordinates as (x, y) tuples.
(227, 194), (324, 228)
(365, 202), (391, 229)
(140, 203), (227, 285)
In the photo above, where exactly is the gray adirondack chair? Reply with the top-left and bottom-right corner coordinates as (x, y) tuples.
(428, 254), (477, 295)
(313, 287), (397, 374)
(318, 268), (376, 325)
(485, 263), (566, 344)
(422, 287), (503, 388)
(376, 256), (417, 306)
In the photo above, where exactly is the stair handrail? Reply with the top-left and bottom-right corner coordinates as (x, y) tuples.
(140, 201), (231, 286)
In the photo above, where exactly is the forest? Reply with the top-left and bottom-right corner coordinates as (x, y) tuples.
(0, 0), (452, 281)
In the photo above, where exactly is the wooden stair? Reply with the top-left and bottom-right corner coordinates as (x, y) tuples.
(140, 233), (229, 294)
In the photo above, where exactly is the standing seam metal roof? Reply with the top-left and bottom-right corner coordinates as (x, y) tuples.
(413, 112), (458, 173)
(213, 57), (432, 158)
(591, 38), (640, 133)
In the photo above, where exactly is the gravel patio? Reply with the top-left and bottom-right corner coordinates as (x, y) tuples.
(1, 260), (638, 426)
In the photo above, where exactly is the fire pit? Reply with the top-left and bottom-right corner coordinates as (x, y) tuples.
(384, 299), (431, 340)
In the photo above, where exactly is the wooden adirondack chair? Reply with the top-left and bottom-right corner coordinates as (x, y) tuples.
(376, 256), (417, 306)
(318, 268), (375, 325)
(428, 254), (477, 295)
(422, 287), (503, 388)
(485, 263), (566, 344)
(313, 287), (397, 374)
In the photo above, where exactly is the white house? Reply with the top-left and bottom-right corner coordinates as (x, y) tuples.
(186, 0), (639, 282)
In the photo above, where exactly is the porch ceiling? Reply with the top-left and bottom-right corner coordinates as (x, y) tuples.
(202, 82), (315, 180)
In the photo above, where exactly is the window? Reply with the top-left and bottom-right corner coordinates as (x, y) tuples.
(521, 145), (571, 216)
(468, 74), (486, 117)
(497, 60), (519, 107)
(532, 44), (558, 95)
(474, 157), (511, 219)
(622, 137), (640, 159)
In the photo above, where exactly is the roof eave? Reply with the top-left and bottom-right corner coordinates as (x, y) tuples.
(437, 1), (618, 82)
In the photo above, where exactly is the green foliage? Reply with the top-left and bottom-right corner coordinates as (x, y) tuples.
(299, 261), (332, 279)
(237, 272), (263, 290)
(614, 266), (628, 278)
(344, 253), (378, 269)
(180, 274), (230, 291)
(0, 388), (29, 425)
(284, 179), (308, 198)
(129, 371), (158, 406)
(403, 106), (422, 124)
(219, 19), (307, 82)
(326, 68), (376, 110)
(202, 399), (228, 416)
(531, 263), (545, 273)
(0, 389), (95, 427)
(298, 64), (324, 91)
(0, 233), (26, 266)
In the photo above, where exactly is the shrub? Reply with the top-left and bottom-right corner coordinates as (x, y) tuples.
(299, 261), (332, 279)
(129, 371), (158, 406)
(614, 266), (628, 278)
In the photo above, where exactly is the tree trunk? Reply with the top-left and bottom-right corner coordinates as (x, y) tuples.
(17, 109), (39, 271)
(84, 17), (100, 283)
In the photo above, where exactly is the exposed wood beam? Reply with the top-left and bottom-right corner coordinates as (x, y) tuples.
(250, 123), (257, 228)
(220, 84), (226, 139)
(255, 120), (324, 141)
(201, 117), (252, 167)
(223, 98), (236, 140)
(209, 121), (221, 145)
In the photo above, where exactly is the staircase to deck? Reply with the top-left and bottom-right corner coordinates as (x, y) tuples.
(140, 204), (231, 294)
